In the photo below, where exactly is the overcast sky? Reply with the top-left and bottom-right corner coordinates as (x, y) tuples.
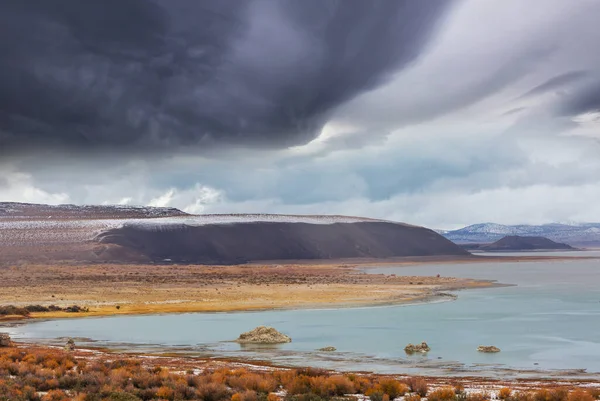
(1, 0), (600, 229)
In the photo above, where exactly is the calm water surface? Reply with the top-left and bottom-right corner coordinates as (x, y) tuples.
(5, 253), (600, 377)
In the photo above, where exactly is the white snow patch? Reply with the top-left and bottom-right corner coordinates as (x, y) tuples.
(0, 213), (406, 247)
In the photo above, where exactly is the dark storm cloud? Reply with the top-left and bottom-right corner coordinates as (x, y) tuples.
(559, 81), (600, 117)
(517, 70), (589, 99)
(0, 0), (452, 156)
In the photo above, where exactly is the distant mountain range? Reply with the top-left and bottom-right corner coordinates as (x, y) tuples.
(462, 235), (574, 251)
(442, 223), (600, 247)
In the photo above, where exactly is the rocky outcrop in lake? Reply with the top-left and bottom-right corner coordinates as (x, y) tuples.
(0, 333), (11, 347)
(235, 326), (292, 344)
(65, 338), (76, 351)
(477, 345), (501, 353)
(404, 342), (430, 353)
(317, 346), (336, 352)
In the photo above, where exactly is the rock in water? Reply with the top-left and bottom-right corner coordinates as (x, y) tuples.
(317, 346), (336, 352)
(477, 345), (500, 353)
(236, 326), (292, 344)
(0, 333), (11, 347)
(404, 341), (430, 353)
(65, 338), (76, 351)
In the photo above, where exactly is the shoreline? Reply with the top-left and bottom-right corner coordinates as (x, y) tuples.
(1, 279), (498, 324)
(3, 255), (598, 383)
(250, 252), (600, 266)
(6, 342), (600, 385)
(0, 258), (503, 323)
(1, 252), (594, 323)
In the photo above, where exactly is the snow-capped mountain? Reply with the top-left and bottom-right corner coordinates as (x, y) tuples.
(443, 222), (600, 246)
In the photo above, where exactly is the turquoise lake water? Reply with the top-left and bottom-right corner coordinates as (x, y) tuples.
(5, 253), (600, 377)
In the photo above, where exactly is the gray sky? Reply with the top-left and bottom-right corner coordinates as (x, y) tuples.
(1, 0), (600, 229)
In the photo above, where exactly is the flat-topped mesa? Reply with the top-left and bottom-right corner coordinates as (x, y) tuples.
(0, 333), (11, 347)
(477, 345), (501, 353)
(235, 326), (292, 344)
(404, 341), (430, 353)
(1, 201), (470, 264)
(97, 218), (468, 264)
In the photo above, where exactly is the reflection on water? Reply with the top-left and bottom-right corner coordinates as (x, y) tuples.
(4, 255), (600, 378)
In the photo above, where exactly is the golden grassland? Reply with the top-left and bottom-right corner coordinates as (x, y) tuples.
(0, 262), (494, 320)
(0, 344), (599, 401)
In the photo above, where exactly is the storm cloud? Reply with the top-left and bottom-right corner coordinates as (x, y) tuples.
(0, 0), (452, 156)
(3, 0), (600, 229)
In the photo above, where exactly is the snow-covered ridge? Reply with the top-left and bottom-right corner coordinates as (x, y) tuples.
(124, 214), (392, 228)
(0, 213), (404, 246)
(0, 202), (186, 219)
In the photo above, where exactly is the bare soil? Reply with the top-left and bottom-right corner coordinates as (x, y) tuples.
(0, 262), (492, 320)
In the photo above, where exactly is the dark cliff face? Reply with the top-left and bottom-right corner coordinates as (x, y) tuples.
(470, 235), (574, 251)
(98, 221), (470, 264)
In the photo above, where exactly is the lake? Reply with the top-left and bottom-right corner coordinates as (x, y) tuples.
(5, 253), (600, 378)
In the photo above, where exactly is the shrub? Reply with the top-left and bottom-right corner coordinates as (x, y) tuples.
(196, 382), (231, 401)
(298, 368), (329, 378)
(427, 387), (456, 401)
(227, 373), (277, 394)
(377, 378), (408, 399)
(0, 305), (30, 316)
(285, 395), (327, 401)
(25, 305), (50, 313)
(326, 375), (355, 396)
(453, 383), (465, 395)
(535, 389), (568, 401)
(499, 388), (512, 400)
(568, 390), (595, 401)
(405, 395), (421, 401)
(367, 391), (385, 401)
(236, 390), (258, 401)
(587, 389), (600, 400)
(405, 378), (428, 397)
(42, 389), (70, 401)
(286, 376), (312, 396)
(551, 389), (570, 401)
(105, 393), (142, 401)
(156, 385), (175, 400)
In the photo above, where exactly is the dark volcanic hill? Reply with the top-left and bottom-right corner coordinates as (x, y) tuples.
(0, 202), (469, 264)
(465, 235), (574, 251)
(98, 220), (469, 264)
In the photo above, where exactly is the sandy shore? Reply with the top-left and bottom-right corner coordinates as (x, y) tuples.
(2, 253), (596, 321)
(0, 261), (497, 320)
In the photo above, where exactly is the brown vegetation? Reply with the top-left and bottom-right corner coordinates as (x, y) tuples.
(428, 387), (457, 401)
(1, 346), (600, 401)
(0, 304), (89, 317)
(405, 377), (429, 397)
